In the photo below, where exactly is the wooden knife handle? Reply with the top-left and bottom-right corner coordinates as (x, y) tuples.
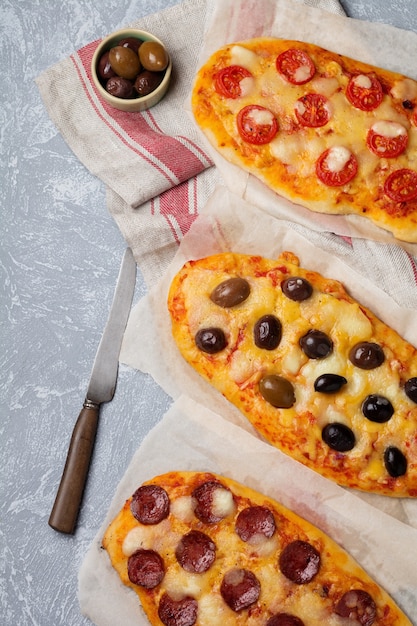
(48, 402), (99, 534)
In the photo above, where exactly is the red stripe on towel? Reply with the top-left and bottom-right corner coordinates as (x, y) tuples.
(156, 178), (199, 243)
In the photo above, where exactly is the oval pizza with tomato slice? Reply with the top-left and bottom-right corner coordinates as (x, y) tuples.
(103, 471), (413, 626)
(191, 38), (417, 243)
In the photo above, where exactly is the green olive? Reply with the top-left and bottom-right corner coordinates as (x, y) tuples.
(259, 374), (295, 408)
(139, 41), (169, 72)
(210, 277), (250, 308)
(109, 46), (141, 80)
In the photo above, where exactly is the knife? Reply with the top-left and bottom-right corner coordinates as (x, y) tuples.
(48, 247), (136, 534)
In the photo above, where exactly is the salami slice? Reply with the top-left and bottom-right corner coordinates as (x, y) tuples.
(130, 484), (170, 525)
(192, 480), (235, 523)
(235, 506), (276, 542)
(278, 540), (321, 584)
(127, 549), (165, 589)
(220, 568), (261, 612)
(158, 593), (198, 626)
(335, 590), (377, 626)
(175, 530), (216, 573)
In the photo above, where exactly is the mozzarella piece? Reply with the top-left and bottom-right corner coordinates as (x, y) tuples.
(294, 64), (312, 83)
(230, 45), (260, 72)
(163, 568), (204, 599)
(294, 100), (306, 116)
(122, 519), (172, 556)
(390, 77), (417, 101)
(212, 487), (236, 518)
(170, 495), (194, 523)
(371, 120), (407, 138)
(311, 76), (339, 97)
(352, 74), (372, 89)
(270, 134), (302, 164)
(282, 350), (304, 375)
(239, 76), (255, 97)
(249, 107), (275, 126)
(122, 525), (153, 556)
(325, 146), (352, 172)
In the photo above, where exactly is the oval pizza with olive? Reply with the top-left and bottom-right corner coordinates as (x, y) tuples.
(191, 38), (417, 243)
(103, 471), (412, 625)
(167, 252), (417, 497)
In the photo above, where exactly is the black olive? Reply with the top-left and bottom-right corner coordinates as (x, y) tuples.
(384, 446), (407, 477)
(195, 328), (227, 354)
(322, 423), (355, 452)
(314, 373), (347, 393)
(299, 330), (333, 359)
(118, 37), (144, 54)
(210, 277), (250, 308)
(402, 100), (414, 110)
(259, 375), (295, 408)
(404, 377), (417, 403)
(134, 70), (164, 96)
(349, 342), (385, 370)
(106, 76), (135, 98)
(98, 50), (116, 81)
(361, 394), (394, 423)
(254, 315), (282, 350)
(281, 276), (313, 301)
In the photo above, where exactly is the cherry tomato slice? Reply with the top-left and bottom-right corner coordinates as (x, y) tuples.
(294, 93), (331, 128)
(366, 125), (408, 158)
(316, 147), (358, 187)
(215, 65), (253, 98)
(276, 48), (315, 85)
(346, 74), (383, 111)
(237, 105), (278, 145)
(384, 168), (417, 202)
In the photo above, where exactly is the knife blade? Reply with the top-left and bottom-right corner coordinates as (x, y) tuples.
(48, 247), (136, 534)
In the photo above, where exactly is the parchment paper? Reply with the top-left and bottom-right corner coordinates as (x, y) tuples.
(187, 0), (417, 253)
(120, 186), (417, 530)
(78, 395), (417, 625)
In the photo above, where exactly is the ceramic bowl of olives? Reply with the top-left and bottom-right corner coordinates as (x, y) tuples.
(91, 28), (172, 112)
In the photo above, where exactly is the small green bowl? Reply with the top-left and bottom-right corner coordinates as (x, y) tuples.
(91, 28), (172, 112)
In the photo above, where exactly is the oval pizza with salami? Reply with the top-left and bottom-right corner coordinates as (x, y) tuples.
(103, 471), (412, 625)
(191, 38), (417, 243)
